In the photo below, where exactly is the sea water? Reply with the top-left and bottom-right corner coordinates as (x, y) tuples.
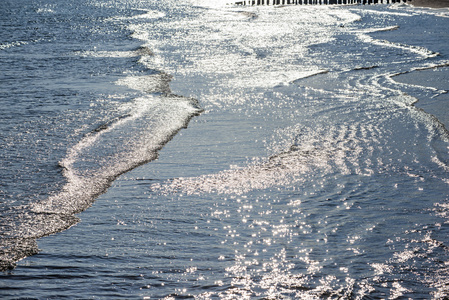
(1, 0), (449, 298)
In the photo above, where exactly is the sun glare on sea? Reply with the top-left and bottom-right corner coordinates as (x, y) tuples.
(191, 0), (232, 7)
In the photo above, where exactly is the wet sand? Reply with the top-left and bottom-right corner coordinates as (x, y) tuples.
(410, 0), (449, 8)
(393, 67), (449, 129)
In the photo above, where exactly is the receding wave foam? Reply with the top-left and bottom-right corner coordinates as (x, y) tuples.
(356, 25), (400, 33)
(76, 46), (154, 58)
(116, 72), (172, 94)
(0, 45), (203, 269)
(130, 9), (166, 20)
(33, 93), (202, 215)
(153, 121), (385, 196)
(388, 63), (449, 96)
(107, 9), (166, 22)
(356, 30), (439, 59)
(0, 92), (202, 270)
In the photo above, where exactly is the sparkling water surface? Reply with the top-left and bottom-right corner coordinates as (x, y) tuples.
(1, 0), (449, 298)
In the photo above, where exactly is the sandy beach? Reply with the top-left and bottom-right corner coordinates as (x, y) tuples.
(410, 0), (449, 7)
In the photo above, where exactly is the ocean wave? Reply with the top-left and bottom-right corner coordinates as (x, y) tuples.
(33, 92), (202, 215)
(130, 9), (166, 20)
(106, 9), (166, 22)
(116, 72), (173, 94)
(354, 25), (400, 33)
(152, 120), (385, 196)
(0, 41), (28, 51)
(75, 45), (154, 58)
(0, 90), (202, 271)
(389, 63), (449, 96)
(289, 69), (329, 84)
(356, 30), (439, 58)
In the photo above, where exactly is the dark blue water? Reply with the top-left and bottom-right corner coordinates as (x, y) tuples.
(1, 0), (449, 298)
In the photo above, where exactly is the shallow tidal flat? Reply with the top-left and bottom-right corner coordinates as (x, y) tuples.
(393, 66), (449, 129)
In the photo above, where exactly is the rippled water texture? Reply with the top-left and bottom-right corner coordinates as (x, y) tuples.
(1, 0), (449, 298)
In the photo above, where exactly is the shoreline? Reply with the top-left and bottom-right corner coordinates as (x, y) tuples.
(410, 0), (449, 8)
(393, 66), (449, 129)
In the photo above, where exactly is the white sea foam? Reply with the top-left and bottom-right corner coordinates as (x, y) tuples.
(356, 30), (439, 59)
(355, 25), (400, 33)
(76, 46), (155, 59)
(76, 50), (140, 58)
(0, 41), (28, 51)
(116, 74), (172, 94)
(33, 94), (202, 215)
(130, 9), (166, 19)
(36, 7), (55, 14)
(191, 0), (231, 8)
(154, 120), (386, 196)
(387, 63), (449, 97)
(106, 9), (166, 22)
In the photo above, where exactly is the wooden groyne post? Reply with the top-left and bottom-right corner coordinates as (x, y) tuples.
(234, 0), (409, 5)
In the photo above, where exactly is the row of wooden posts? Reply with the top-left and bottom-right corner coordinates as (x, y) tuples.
(234, 0), (409, 5)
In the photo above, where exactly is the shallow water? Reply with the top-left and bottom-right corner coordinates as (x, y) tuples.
(1, 0), (449, 298)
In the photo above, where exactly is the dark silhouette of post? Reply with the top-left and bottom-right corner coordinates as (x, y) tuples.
(234, 0), (407, 4)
